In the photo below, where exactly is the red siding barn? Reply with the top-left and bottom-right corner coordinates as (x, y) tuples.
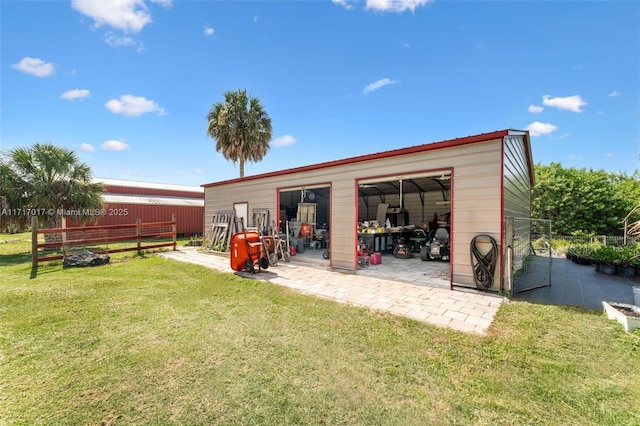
(93, 179), (204, 237)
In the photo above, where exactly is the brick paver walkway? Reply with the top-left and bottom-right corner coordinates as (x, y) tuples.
(159, 247), (505, 334)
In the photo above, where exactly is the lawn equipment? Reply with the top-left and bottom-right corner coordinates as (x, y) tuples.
(230, 230), (269, 273)
(408, 228), (429, 253)
(420, 227), (450, 261)
(393, 236), (413, 259)
(357, 239), (370, 268)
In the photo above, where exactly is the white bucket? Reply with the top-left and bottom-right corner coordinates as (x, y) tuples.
(633, 287), (640, 307)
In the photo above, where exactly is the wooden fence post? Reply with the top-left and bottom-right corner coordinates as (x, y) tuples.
(31, 216), (38, 268)
(136, 218), (142, 255)
(172, 214), (177, 251)
(61, 216), (67, 254)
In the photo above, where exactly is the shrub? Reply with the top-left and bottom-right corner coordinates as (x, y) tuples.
(565, 243), (600, 264)
(590, 246), (621, 265)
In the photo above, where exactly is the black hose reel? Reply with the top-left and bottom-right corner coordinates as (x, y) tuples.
(470, 234), (498, 290)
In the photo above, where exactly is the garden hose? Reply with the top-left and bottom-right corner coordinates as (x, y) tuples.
(470, 234), (498, 290)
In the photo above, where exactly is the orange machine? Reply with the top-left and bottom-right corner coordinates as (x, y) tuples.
(230, 231), (269, 273)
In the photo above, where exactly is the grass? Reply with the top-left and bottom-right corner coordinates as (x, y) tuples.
(1, 234), (640, 425)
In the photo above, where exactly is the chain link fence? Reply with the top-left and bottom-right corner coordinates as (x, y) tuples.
(533, 234), (625, 249)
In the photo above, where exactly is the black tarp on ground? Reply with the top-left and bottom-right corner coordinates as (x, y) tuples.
(63, 249), (110, 268)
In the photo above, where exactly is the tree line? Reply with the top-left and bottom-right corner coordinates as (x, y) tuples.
(532, 163), (640, 236)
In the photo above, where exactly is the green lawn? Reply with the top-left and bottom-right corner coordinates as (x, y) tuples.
(1, 233), (639, 425)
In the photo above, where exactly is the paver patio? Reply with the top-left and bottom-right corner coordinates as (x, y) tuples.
(160, 247), (505, 334)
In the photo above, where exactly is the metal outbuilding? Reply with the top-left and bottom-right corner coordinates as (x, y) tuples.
(94, 179), (204, 237)
(202, 129), (534, 292)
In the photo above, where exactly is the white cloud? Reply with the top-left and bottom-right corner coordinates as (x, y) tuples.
(105, 33), (137, 47)
(150, 0), (172, 7)
(528, 105), (544, 114)
(105, 95), (166, 117)
(204, 26), (214, 36)
(609, 90), (621, 97)
(60, 89), (90, 101)
(542, 94), (587, 113)
(362, 77), (397, 95)
(526, 122), (558, 137)
(193, 167), (203, 174)
(101, 140), (130, 151)
(607, 153), (613, 158)
(402, 42), (410, 48)
(11, 57), (55, 77)
(272, 135), (297, 147)
(253, 16), (258, 22)
(365, 0), (433, 13)
(334, 0), (432, 12)
(79, 143), (95, 152)
(71, 0), (172, 33)
(332, 0), (355, 10)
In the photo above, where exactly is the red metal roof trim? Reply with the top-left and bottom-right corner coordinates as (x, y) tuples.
(202, 129), (512, 188)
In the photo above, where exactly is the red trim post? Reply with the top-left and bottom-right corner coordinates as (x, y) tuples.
(448, 169), (454, 290)
(499, 139), (505, 292)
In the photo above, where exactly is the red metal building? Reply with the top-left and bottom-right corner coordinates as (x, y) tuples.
(93, 178), (204, 237)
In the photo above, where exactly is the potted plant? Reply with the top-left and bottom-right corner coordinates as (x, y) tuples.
(591, 246), (619, 275)
(566, 244), (596, 265)
(616, 245), (638, 278)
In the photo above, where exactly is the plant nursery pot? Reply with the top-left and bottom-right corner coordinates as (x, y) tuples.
(617, 265), (636, 278)
(594, 262), (602, 273)
(633, 287), (640, 307)
(601, 263), (617, 275)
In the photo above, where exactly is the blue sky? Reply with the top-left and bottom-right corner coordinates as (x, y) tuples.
(1, 0), (638, 187)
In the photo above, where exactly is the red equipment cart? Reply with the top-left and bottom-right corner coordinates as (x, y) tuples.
(230, 230), (269, 273)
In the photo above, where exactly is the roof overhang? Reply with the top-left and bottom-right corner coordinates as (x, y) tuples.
(102, 194), (204, 207)
(95, 178), (204, 193)
(202, 129), (534, 188)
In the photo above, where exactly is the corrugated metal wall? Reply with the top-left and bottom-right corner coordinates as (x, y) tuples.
(358, 192), (450, 227)
(96, 203), (204, 237)
(204, 137), (508, 286)
(503, 135), (532, 219)
(84, 181), (206, 237)
(103, 185), (202, 199)
(97, 179), (205, 199)
(502, 135), (533, 275)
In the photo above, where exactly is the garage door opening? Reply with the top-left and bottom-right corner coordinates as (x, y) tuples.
(278, 185), (330, 262)
(356, 170), (452, 287)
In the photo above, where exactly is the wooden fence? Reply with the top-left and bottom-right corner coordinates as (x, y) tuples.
(31, 215), (177, 267)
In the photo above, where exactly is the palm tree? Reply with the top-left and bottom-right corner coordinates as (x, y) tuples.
(2, 143), (104, 229)
(206, 89), (272, 177)
(0, 158), (28, 232)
